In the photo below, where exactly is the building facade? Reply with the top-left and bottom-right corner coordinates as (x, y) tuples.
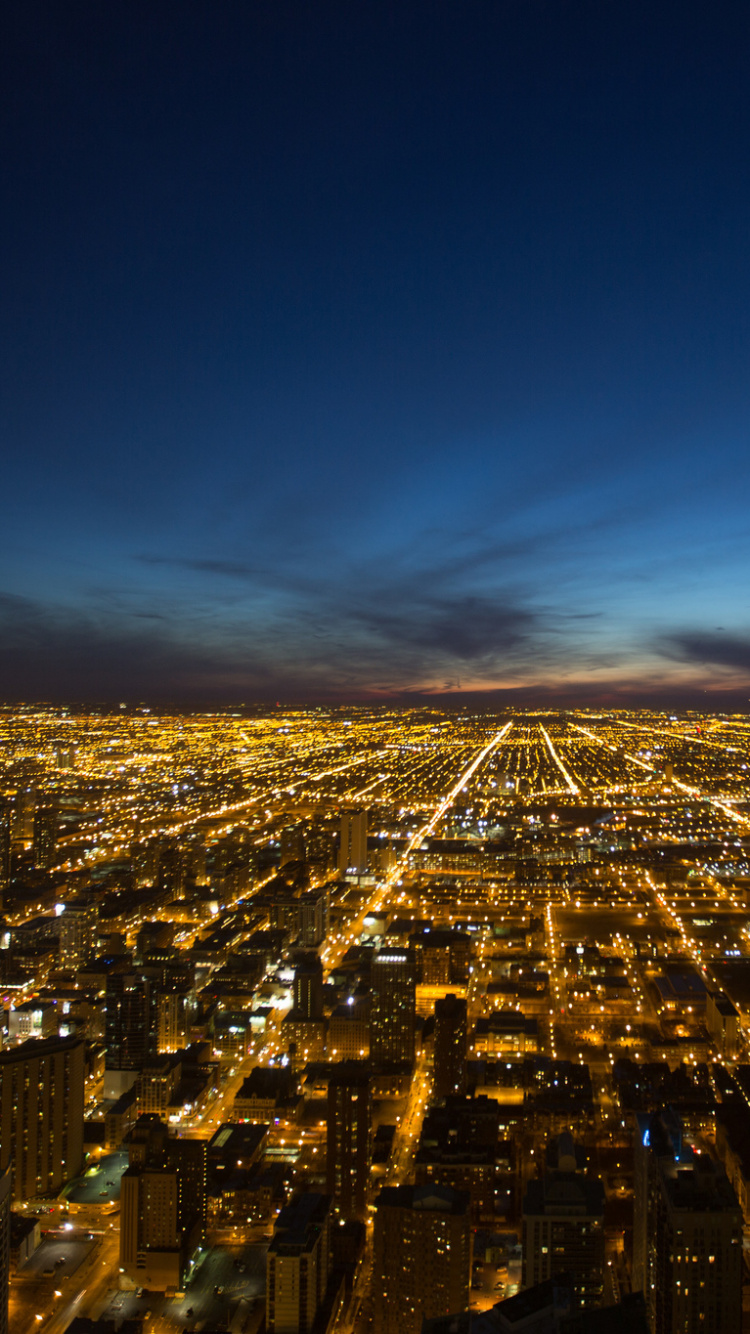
(370, 948), (416, 1066)
(0, 1036), (84, 1202)
(372, 1183), (471, 1334)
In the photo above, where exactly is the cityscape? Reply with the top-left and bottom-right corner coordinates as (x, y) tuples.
(2, 704), (750, 1333)
(3, 4), (749, 1334)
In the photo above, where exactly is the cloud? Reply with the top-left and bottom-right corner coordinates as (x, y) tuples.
(138, 555), (262, 579)
(658, 630), (750, 674)
(349, 593), (537, 663)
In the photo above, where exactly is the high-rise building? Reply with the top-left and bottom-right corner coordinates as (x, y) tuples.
(433, 993), (467, 1098)
(339, 810), (368, 876)
(0, 1163), (10, 1334)
(105, 972), (152, 1098)
(32, 805), (57, 870)
(0, 806), (10, 909)
(372, 1183), (471, 1334)
(280, 825), (306, 866)
(120, 1116), (206, 1290)
(635, 1112), (742, 1334)
(54, 744), (76, 770)
(326, 1062), (371, 1220)
(59, 898), (98, 969)
(370, 948), (416, 1066)
(654, 1154), (742, 1334)
(155, 990), (190, 1054)
(306, 822), (334, 872)
(706, 990), (740, 1061)
(0, 1036), (84, 1201)
(266, 1192), (333, 1334)
(633, 1109), (685, 1301)
(296, 891), (326, 948)
(522, 1134), (605, 1308)
(293, 954), (324, 1020)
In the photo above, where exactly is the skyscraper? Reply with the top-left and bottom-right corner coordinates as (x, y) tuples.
(293, 953), (324, 1019)
(326, 1061), (371, 1220)
(0, 1036), (84, 1201)
(59, 898), (98, 969)
(339, 809), (368, 876)
(635, 1112), (742, 1334)
(372, 1183), (471, 1334)
(280, 824), (306, 866)
(522, 1135), (605, 1308)
(0, 1164), (9, 1334)
(120, 1116), (206, 1290)
(370, 948), (416, 1066)
(433, 993), (467, 1098)
(296, 891), (326, 947)
(105, 971), (152, 1098)
(0, 806), (10, 910)
(32, 805), (57, 870)
(266, 1192), (333, 1334)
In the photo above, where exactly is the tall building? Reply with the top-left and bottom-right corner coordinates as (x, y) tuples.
(635, 1112), (742, 1334)
(155, 990), (189, 1053)
(0, 1036), (84, 1201)
(0, 806), (10, 909)
(266, 1192), (333, 1334)
(0, 1164), (9, 1334)
(293, 954), (324, 1020)
(372, 1183), (471, 1334)
(433, 993), (467, 1098)
(297, 891), (326, 948)
(326, 1062), (371, 1220)
(280, 825), (306, 866)
(59, 898), (98, 969)
(32, 805), (57, 870)
(706, 990), (740, 1060)
(633, 1109), (685, 1300)
(522, 1135), (605, 1308)
(339, 809), (368, 876)
(120, 1116), (206, 1290)
(54, 744), (76, 769)
(370, 948), (416, 1066)
(105, 971), (152, 1097)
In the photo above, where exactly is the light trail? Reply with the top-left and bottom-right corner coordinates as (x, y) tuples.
(310, 749), (388, 783)
(395, 721), (514, 865)
(571, 722), (653, 772)
(584, 721), (750, 830)
(539, 724), (579, 794)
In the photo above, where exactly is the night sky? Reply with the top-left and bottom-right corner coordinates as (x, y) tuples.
(2, 2), (749, 707)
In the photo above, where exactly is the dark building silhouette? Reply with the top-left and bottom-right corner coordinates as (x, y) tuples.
(293, 953), (324, 1019)
(370, 948), (416, 1066)
(326, 1062), (371, 1220)
(634, 1111), (742, 1334)
(433, 993), (467, 1098)
(339, 809), (368, 876)
(280, 825), (306, 866)
(522, 1134), (605, 1309)
(0, 807), (10, 909)
(32, 804), (57, 869)
(266, 1192), (333, 1334)
(105, 971), (152, 1096)
(0, 1163), (9, 1334)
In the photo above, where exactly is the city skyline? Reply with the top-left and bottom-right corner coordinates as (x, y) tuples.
(2, 2), (749, 707)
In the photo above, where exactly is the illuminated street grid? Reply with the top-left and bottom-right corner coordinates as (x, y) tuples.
(4, 705), (750, 1330)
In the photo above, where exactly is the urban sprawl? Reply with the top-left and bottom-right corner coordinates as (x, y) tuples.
(2, 706), (750, 1334)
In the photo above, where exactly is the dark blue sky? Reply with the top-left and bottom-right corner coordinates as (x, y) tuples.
(2, 1), (749, 705)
